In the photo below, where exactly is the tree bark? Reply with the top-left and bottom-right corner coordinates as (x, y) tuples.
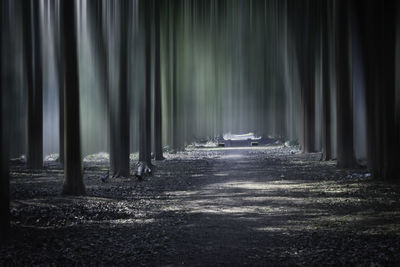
(0, 0), (10, 240)
(116, 0), (130, 177)
(139, 0), (152, 166)
(0, 82), (9, 241)
(54, 1), (64, 165)
(23, 0), (43, 169)
(335, 0), (356, 168)
(321, 0), (332, 160)
(154, 0), (164, 160)
(171, 0), (179, 152)
(107, 1), (130, 177)
(356, 0), (398, 179)
(289, 0), (316, 153)
(87, 1), (111, 174)
(62, 0), (85, 195)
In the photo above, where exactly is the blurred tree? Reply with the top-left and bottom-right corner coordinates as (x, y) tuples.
(54, 0), (64, 165)
(335, 0), (356, 168)
(0, 0), (10, 240)
(356, 0), (398, 179)
(23, 0), (43, 169)
(109, 0), (130, 177)
(61, 0), (85, 195)
(117, 0), (130, 176)
(139, 0), (152, 166)
(289, 0), (317, 153)
(154, 0), (164, 161)
(321, 0), (332, 161)
(171, 0), (179, 152)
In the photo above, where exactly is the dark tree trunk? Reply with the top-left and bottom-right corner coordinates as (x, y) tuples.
(154, 0), (164, 160)
(62, 0), (85, 195)
(0, 1), (10, 240)
(276, 78), (287, 141)
(23, 0), (43, 169)
(116, 0), (130, 177)
(0, 86), (9, 241)
(164, 0), (172, 148)
(335, 0), (356, 168)
(289, 0), (316, 153)
(58, 70), (64, 165)
(54, 1), (64, 165)
(356, 0), (398, 179)
(139, 0), (152, 166)
(108, 1), (130, 177)
(171, 0), (179, 152)
(321, 0), (332, 161)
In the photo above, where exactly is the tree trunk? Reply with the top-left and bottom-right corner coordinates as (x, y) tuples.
(87, 1), (111, 174)
(154, 0), (164, 160)
(0, 83), (9, 241)
(321, 0), (332, 160)
(172, 0), (179, 152)
(335, 0), (356, 168)
(356, 0), (398, 179)
(62, 0), (85, 195)
(139, 0), (152, 166)
(23, 0), (43, 169)
(0, 0), (10, 240)
(116, 0), (130, 177)
(289, 0), (316, 153)
(54, 1), (64, 165)
(107, 1), (130, 177)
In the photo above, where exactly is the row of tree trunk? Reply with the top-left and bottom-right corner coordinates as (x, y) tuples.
(291, 0), (399, 180)
(20, 0), (165, 181)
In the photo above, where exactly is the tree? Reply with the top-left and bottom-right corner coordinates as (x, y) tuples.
(335, 0), (356, 168)
(139, 0), (152, 167)
(153, 0), (164, 160)
(23, 0), (43, 169)
(289, 0), (317, 153)
(61, 0), (85, 195)
(109, 0), (130, 177)
(86, 1), (111, 174)
(0, 84), (9, 241)
(54, 0), (64, 165)
(356, 0), (398, 179)
(171, 0), (179, 152)
(118, 0), (130, 176)
(321, 0), (332, 161)
(0, 0), (10, 240)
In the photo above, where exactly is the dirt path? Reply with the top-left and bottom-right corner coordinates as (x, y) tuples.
(2, 146), (400, 265)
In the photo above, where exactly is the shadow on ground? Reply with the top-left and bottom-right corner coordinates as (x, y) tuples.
(1, 146), (400, 265)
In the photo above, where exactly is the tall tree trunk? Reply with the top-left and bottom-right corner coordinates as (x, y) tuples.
(154, 0), (164, 160)
(55, 0), (64, 165)
(62, 0), (85, 195)
(0, 78), (9, 241)
(356, 0), (398, 179)
(107, 0), (130, 177)
(289, 0), (316, 153)
(321, 0), (332, 160)
(164, 0), (172, 149)
(335, 0), (356, 168)
(139, 0), (152, 166)
(0, 0), (10, 240)
(23, 0), (43, 169)
(171, 0), (179, 152)
(116, 0), (130, 177)
(87, 0), (110, 174)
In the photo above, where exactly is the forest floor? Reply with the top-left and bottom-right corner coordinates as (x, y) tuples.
(1, 146), (400, 266)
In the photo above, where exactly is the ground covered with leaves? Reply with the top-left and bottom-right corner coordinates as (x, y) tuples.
(1, 146), (400, 266)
